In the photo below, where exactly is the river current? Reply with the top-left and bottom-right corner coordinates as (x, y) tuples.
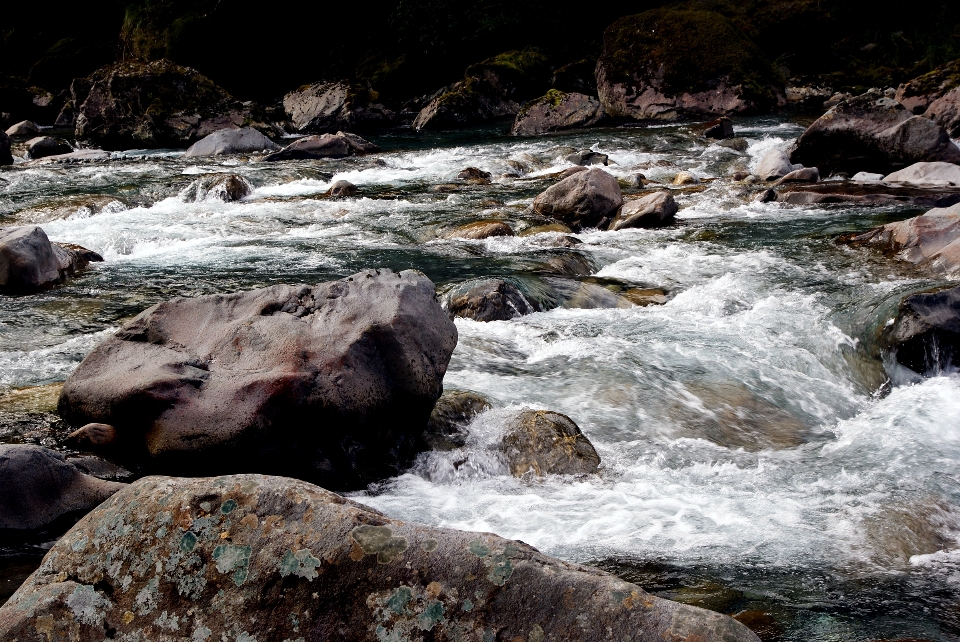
(2, 116), (960, 641)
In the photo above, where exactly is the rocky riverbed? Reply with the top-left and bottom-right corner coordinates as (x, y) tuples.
(2, 114), (960, 641)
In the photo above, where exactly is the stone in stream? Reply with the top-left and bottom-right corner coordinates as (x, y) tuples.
(880, 285), (960, 376)
(533, 168), (623, 229)
(184, 127), (280, 157)
(447, 278), (539, 322)
(924, 87), (960, 138)
(326, 180), (358, 197)
(609, 191), (679, 230)
(882, 162), (960, 187)
(189, 174), (253, 202)
(755, 149), (801, 181)
(5, 120), (40, 137)
(775, 167), (820, 184)
(500, 410), (601, 477)
(701, 116), (735, 139)
(840, 202), (960, 276)
(673, 171), (698, 186)
(457, 167), (491, 181)
(283, 80), (394, 133)
(595, 8), (784, 121)
(0, 131), (11, 165)
(263, 131), (380, 161)
(510, 90), (605, 136)
(0, 226), (103, 294)
(0, 444), (124, 531)
(57, 269), (458, 490)
(24, 136), (72, 160)
(565, 149), (609, 166)
(790, 89), (960, 176)
(443, 221), (514, 240)
(0, 474), (760, 642)
(423, 389), (492, 451)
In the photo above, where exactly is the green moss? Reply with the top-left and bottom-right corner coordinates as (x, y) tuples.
(600, 8), (782, 104)
(900, 59), (960, 98)
(517, 89), (566, 117)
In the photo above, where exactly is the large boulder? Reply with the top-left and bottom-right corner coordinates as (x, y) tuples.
(24, 136), (72, 160)
(595, 8), (784, 121)
(881, 286), (960, 376)
(842, 203), (960, 276)
(0, 474), (760, 642)
(0, 131), (11, 165)
(0, 444), (124, 531)
(184, 127), (280, 157)
(510, 90), (604, 136)
(74, 60), (258, 149)
(263, 131), (380, 161)
(500, 410), (600, 477)
(532, 168), (624, 229)
(0, 226), (103, 294)
(447, 278), (539, 322)
(883, 162), (960, 187)
(57, 269), (458, 490)
(283, 80), (394, 133)
(790, 90), (960, 176)
(609, 191), (678, 230)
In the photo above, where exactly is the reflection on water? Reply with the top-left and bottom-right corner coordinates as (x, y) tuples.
(2, 117), (960, 640)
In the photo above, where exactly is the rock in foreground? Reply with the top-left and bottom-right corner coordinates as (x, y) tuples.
(510, 90), (604, 136)
(0, 444), (124, 531)
(533, 168), (623, 229)
(881, 285), (960, 376)
(58, 269), (458, 490)
(0, 226), (103, 294)
(790, 90), (960, 176)
(184, 127), (280, 157)
(0, 474), (760, 642)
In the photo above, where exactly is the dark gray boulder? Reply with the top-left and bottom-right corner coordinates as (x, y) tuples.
(701, 116), (734, 139)
(510, 91), (604, 136)
(57, 269), (458, 490)
(0, 131), (11, 165)
(0, 474), (760, 642)
(881, 285), (960, 375)
(565, 149), (609, 166)
(0, 444), (124, 531)
(283, 80), (394, 133)
(533, 168), (623, 229)
(0, 226), (103, 294)
(24, 136), (72, 160)
(790, 90), (960, 176)
(184, 127), (280, 157)
(447, 278), (539, 322)
(263, 131), (380, 161)
(609, 191), (679, 230)
(423, 389), (492, 451)
(500, 410), (600, 477)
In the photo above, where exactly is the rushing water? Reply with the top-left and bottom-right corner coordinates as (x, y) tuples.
(2, 116), (960, 641)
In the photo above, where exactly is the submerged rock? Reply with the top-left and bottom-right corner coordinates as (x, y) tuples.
(457, 167), (491, 181)
(510, 90), (604, 136)
(609, 191), (679, 230)
(533, 168), (623, 229)
(500, 410), (600, 477)
(447, 278), (539, 322)
(443, 221), (514, 240)
(0, 474), (760, 642)
(790, 90), (960, 176)
(206, 174), (253, 202)
(0, 226), (103, 294)
(423, 389), (492, 451)
(881, 285), (960, 375)
(283, 80), (394, 133)
(24, 136), (71, 160)
(263, 131), (379, 161)
(326, 180), (358, 197)
(0, 444), (124, 531)
(596, 8), (784, 121)
(57, 269), (458, 490)
(184, 127), (279, 157)
(842, 202), (960, 275)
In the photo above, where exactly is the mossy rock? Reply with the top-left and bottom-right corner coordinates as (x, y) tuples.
(465, 49), (550, 101)
(598, 8), (783, 108)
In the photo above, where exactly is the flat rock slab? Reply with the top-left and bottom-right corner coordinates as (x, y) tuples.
(0, 474), (760, 642)
(777, 182), (960, 209)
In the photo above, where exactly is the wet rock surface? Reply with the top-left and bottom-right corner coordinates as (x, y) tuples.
(443, 220), (514, 240)
(881, 285), (960, 376)
(533, 168), (623, 229)
(500, 410), (601, 477)
(184, 127), (279, 157)
(185, 174), (254, 202)
(790, 90), (960, 176)
(447, 278), (539, 321)
(423, 389), (492, 451)
(57, 269), (458, 490)
(23, 136), (71, 160)
(609, 191), (679, 230)
(0, 444), (124, 531)
(0, 226), (103, 294)
(0, 474), (759, 642)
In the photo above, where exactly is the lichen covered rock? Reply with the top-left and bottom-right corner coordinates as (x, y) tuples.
(500, 410), (601, 477)
(57, 269), (458, 490)
(0, 474), (761, 642)
(510, 90), (604, 136)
